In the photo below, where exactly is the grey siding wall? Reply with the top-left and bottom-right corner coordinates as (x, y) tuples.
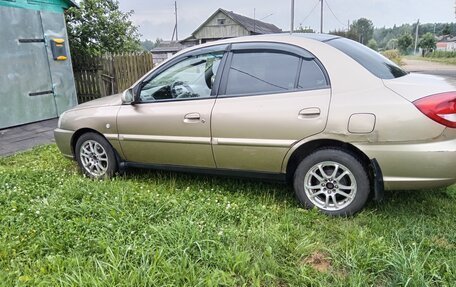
(194, 11), (249, 39)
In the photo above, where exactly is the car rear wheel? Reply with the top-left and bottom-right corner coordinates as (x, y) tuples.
(293, 149), (370, 216)
(75, 132), (117, 179)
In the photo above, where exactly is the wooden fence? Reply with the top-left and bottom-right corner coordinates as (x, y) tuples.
(72, 53), (154, 103)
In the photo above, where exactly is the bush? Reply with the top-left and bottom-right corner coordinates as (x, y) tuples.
(381, 49), (403, 65)
(367, 39), (378, 51)
(427, 51), (456, 58)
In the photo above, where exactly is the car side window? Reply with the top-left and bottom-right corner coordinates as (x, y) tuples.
(298, 59), (329, 90)
(225, 51), (300, 96)
(139, 52), (223, 102)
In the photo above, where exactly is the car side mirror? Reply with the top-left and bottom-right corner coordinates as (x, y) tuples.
(121, 88), (135, 104)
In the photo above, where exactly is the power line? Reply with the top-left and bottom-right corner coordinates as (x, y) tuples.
(324, 0), (347, 28)
(299, 0), (320, 25)
(260, 13), (274, 21)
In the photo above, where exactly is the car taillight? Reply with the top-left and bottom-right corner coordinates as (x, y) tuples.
(414, 92), (456, 128)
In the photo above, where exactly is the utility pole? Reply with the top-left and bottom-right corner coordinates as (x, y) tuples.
(290, 0), (294, 34)
(414, 19), (420, 55)
(320, 0), (324, 33)
(174, 1), (178, 41)
(254, 8), (256, 33)
(171, 1), (178, 41)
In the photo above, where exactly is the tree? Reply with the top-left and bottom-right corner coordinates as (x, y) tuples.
(295, 24), (315, 33)
(348, 18), (374, 44)
(397, 34), (413, 54)
(386, 38), (399, 50)
(140, 38), (163, 51)
(418, 32), (436, 56)
(65, 0), (141, 57)
(442, 24), (451, 35)
(140, 40), (155, 51)
(329, 29), (347, 38)
(367, 39), (378, 51)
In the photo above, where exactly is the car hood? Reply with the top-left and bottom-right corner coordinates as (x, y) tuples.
(383, 73), (456, 102)
(72, 93), (122, 111)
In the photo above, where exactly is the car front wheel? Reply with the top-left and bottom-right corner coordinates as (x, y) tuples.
(293, 149), (370, 216)
(75, 132), (117, 179)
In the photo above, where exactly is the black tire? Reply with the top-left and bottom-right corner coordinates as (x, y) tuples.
(75, 132), (118, 179)
(293, 149), (370, 216)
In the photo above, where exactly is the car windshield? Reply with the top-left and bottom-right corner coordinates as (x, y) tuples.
(325, 37), (407, 79)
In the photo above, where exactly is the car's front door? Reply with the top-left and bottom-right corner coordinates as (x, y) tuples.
(211, 43), (332, 173)
(117, 48), (225, 167)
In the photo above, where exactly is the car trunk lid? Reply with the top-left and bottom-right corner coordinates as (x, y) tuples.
(384, 73), (456, 129)
(383, 73), (456, 102)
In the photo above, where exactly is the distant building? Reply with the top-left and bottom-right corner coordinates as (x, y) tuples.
(151, 8), (282, 64)
(436, 35), (456, 51)
(181, 8), (282, 46)
(150, 41), (184, 65)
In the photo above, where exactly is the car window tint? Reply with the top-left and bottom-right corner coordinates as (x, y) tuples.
(326, 38), (407, 79)
(298, 59), (328, 90)
(140, 52), (223, 102)
(225, 52), (299, 95)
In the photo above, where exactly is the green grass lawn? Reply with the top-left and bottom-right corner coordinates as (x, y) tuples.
(1, 145), (455, 286)
(405, 55), (456, 65)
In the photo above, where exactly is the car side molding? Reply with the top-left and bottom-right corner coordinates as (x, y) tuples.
(119, 161), (287, 183)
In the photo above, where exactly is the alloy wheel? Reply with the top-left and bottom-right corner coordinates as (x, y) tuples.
(303, 161), (357, 211)
(79, 140), (109, 177)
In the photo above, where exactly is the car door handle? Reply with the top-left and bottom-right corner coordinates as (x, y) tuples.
(184, 112), (202, 123)
(298, 108), (321, 119)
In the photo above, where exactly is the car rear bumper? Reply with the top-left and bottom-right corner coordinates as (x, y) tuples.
(54, 128), (74, 159)
(355, 130), (456, 190)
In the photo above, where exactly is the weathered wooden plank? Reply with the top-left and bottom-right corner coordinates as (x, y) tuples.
(73, 52), (158, 101)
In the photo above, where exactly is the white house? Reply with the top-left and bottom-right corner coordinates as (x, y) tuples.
(436, 35), (456, 51)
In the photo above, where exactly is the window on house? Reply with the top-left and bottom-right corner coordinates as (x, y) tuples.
(217, 19), (226, 25)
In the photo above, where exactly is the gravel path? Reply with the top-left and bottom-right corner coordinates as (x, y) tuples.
(403, 58), (456, 72)
(402, 58), (456, 86)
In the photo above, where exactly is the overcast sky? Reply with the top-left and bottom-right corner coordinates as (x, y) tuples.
(117, 0), (456, 40)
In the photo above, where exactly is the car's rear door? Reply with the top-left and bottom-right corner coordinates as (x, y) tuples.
(211, 42), (332, 172)
(116, 45), (227, 167)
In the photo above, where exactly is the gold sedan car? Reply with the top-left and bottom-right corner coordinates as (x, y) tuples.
(55, 34), (456, 216)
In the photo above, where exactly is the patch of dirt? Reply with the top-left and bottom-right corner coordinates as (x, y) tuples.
(303, 251), (332, 273)
(431, 236), (454, 249)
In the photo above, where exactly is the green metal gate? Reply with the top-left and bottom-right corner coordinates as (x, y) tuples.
(0, 0), (77, 129)
(0, 8), (58, 129)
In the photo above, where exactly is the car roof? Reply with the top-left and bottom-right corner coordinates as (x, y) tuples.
(206, 33), (341, 45)
(179, 33), (339, 54)
(286, 33), (340, 42)
(161, 34), (340, 72)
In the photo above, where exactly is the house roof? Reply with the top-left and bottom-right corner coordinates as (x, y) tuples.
(191, 8), (282, 37)
(150, 41), (184, 53)
(220, 9), (282, 34)
(66, 0), (78, 7)
(436, 35), (456, 43)
(0, 0), (77, 12)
